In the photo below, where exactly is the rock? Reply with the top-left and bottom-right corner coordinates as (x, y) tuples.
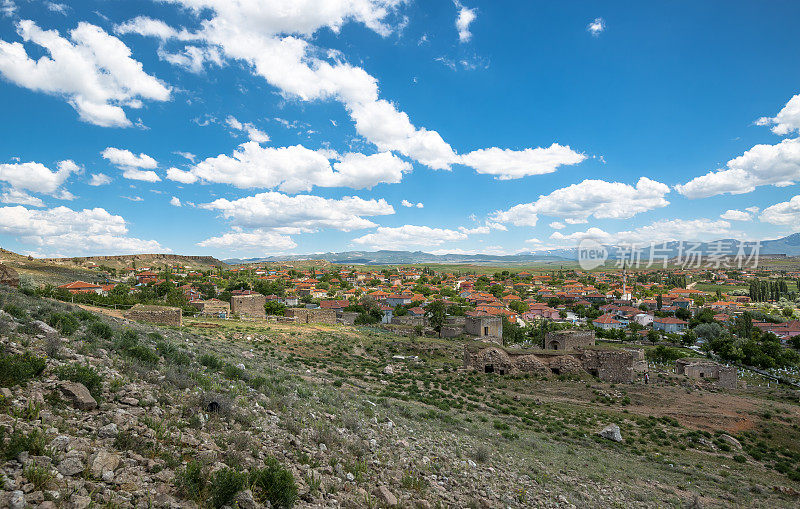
(9, 490), (25, 509)
(234, 489), (257, 509)
(0, 387), (12, 399)
(71, 494), (91, 509)
(383, 365), (394, 375)
(98, 423), (119, 438)
(90, 450), (120, 481)
(58, 457), (86, 476)
(60, 382), (97, 411)
(597, 424), (623, 443)
(50, 435), (71, 451)
(32, 320), (59, 338)
(346, 472), (355, 481)
(375, 486), (398, 507)
(719, 434), (742, 450)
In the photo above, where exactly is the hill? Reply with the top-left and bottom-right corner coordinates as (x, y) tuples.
(36, 253), (227, 271)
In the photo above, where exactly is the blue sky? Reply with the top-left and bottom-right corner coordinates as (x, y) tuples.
(1, 0), (800, 258)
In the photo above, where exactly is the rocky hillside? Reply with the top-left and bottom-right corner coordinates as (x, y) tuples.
(2, 286), (800, 508)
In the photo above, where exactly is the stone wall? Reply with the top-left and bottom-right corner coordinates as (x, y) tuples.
(285, 307), (337, 324)
(191, 299), (230, 316)
(391, 315), (425, 327)
(463, 344), (646, 382)
(123, 304), (182, 327)
(231, 294), (266, 319)
(676, 359), (737, 389)
(544, 330), (595, 351)
(0, 263), (19, 288)
(338, 311), (360, 325)
(464, 316), (502, 341)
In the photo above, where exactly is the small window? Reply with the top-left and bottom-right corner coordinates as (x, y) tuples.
(484, 326), (489, 335)
(485, 364), (494, 373)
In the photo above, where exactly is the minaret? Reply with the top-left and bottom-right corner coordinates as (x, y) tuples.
(622, 261), (627, 300)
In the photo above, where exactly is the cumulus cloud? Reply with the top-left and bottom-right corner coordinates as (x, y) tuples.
(454, 2), (477, 42)
(720, 209), (753, 221)
(46, 2), (68, 14)
(1, 189), (45, 207)
(1, 0), (16, 17)
(0, 20), (170, 127)
(0, 205), (167, 254)
(550, 219), (733, 246)
(198, 228), (297, 253)
(200, 191), (395, 232)
(89, 173), (112, 186)
(353, 224), (468, 249)
(401, 199), (423, 208)
(587, 17), (605, 36)
(0, 159), (79, 198)
(675, 137), (800, 198)
(458, 144), (586, 180)
(170, 141), (410, 192)
(491, 177), (670, 226)
(169, 196), (181, 207)
(760, 195), (800, 226)
(549, 221), (566, 230)
(101, 147), (161, 182)
(225, 115), (270, 143)
(116, 2), (583, 174)
(757, 93), (800, 135)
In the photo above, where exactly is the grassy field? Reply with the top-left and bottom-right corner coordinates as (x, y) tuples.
(178, 316), (800, 506)
(692, 283), (750, 294)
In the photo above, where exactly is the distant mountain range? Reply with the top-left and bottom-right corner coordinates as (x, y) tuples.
(225, 233), (800, 266)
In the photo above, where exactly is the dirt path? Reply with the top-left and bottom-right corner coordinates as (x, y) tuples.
(75, 303), (125, 319)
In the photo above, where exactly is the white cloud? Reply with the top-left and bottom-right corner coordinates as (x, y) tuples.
(353, 224), (468, 249)
(587, 17), (605, 36)
(549, 221), (565, 230)
(757, 93), (800, 135)
(0, 205), (167, 254)
(117, 3), (578, 174)
(745, 206), (760, 214)
(720, 209), (752, 221)
(676, 137), (800, 198)
(172, 141), (410, 192)
(401, 199), (423, 208)
(169, 196), (181, 207)
(101, 147), (161, 182)
(759, 195), (800, 226)
(455, 3), (477, 43)
(1, 188), (45, 207)
(46, 2), (68, 14)
(1, 1), (16, 17)
(491, 177), (670, 226)
(0, 20), (170, 127)
(88, 173), (112, 186)
(174, 151), (196, 162)
(200, 191), (394, 232)
(550, 219), (734, 246)
(198, 228), (297, 253)
(225, 115), (270, 143)
(458, 144), (586, 180)
(0, 159), (78, 198)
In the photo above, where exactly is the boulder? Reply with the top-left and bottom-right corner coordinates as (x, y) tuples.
(383, 365), (394, 375)
(60, 382), (97, 410)
(8, 491), (25, 509)
(597, 424), (623, 443)
(375, 486), (398, 507)
(719, 434), (742, 450)
(234, 489), (258, 509)
(98, 423), (119, 438)
(57, 457), (85, 476)
(32, 320), (59, 338)
(90, 450), (120, 481)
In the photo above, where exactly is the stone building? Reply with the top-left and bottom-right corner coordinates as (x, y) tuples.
(190, 298), (230, 317)
(463, 344), (646, 382)
(124, 304), (182, 327)
(544, 329), (595, 351)
(285, 307), (337, 324)
(464, 315), (502, 343)
(0, 263), (19, 288)
(676, 358), (737, 389)
(231, 294), (266, 319)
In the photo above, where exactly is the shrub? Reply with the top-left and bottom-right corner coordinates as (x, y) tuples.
(2, 303), (27, 320)
(47, 312), (80, 335)
(223, 364), (247, 381)
(175, 460), (206, 503)
(55, 364), (103, 400)
(733, 454), (747, 463)
(1, 427), (51, 459)
(73, 309), (99, 322)
(126, 344), (160, 364)
(88, 322), (114, 340)
(0, 352), (46, 387)
(200, 354), (224, 370)
(250, 457), (298, 508)
(209, 467), (247, 509)
(24, 462), (54, 490)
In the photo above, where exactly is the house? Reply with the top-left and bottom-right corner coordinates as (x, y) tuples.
(380, 305), (393, 324)
(593, 313), (624, 330)
(407, 306), (425, 317)
(653, 317), (688, 333)
(58, 281), (103, 295)
(320, 299), (350, 312)
(386, 293), (413, 307)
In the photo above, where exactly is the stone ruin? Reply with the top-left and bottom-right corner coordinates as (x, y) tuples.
(231, 294), (266, 319)
(190, 298), (230, 317)
(0, 263), (20, 288)
(123, 304), (182, 327)
(676, 358), (737, 389)
(464, 315), (502, 343)
(285, 307), (337, 324)
(463, 344), (647, 382)
(544, 329), (595, 351)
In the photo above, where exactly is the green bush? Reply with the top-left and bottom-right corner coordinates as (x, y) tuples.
(0, 427), (51, 459)
(209, 467), (247, 509)
(0, 352), (46, 387)
(55, 364), (103, 400)
(2, 303), (27, 320)
(250, 457), (298, 508)
(47, 312), (80, 335)
(73, 309), (99, 322)
(223, 364), (246, 381)
(88, 322), (114, 340)
(126, 344), (160, 364)
(200, 354), (224, 370)
(175, 460), (206, 503)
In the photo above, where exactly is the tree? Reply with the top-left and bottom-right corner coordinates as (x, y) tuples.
(675, 307), (691, 321)
(425, 300), (447, 338)
(656, 294), (663, 310)
(264, 301), (286, 316)
(647, 329), (660, 344)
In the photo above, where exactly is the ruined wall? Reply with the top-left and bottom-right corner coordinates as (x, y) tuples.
(339, 311), (360, 325)
(0, 264), (19, 288)
(391, 315), (425, 327)
(285, 308), (337, 324)
(679, 360), (737, 389)
(579, 348), (645, 383)
(464, 316), (502, 339)
(231, 294), (266, 319)
(124, 304), (182, 327)
(191, 299), (230, 315)
(544, 330), (595, 351)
